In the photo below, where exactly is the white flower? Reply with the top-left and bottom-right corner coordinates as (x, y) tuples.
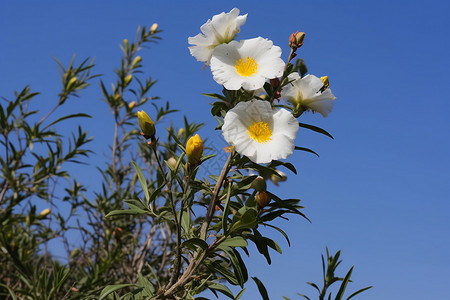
(210, 37), (285, 91)
(281, 73), (336, 117)
(188, 8), (247, 65)
(222, 100), (299, 164)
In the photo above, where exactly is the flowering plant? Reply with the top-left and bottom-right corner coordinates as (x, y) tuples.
(0, 8), (372, 300)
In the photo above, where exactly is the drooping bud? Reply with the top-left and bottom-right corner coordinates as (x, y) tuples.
(137, 110), (156, 138)
(128, 101), (137, 109)
(150, 23), (158, 34)
(186, 134), (204, 166)
(38, 208), (51, 219)
(256, 191), (271, 209)
(251, 176), (267, 192)
(289, 31), (306, 50)
(270, 170), (287, 186)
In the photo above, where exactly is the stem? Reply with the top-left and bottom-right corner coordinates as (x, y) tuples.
(112, 111), (120, 192)
(150, 144), (182, 286)
(0, 182), (8, 205)
(38, 103), (60, 126)
(200, 151), (233, 240)
(270, 48), (296, 104)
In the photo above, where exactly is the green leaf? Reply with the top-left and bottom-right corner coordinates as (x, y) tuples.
(132, 161), (149, 204)
(99, 284), (135, 300)
(43, 113), (92, 130)
(294, 146), (320, 157)
(335, 267), (353, 300)
(299, 123), (334, 139)
(222, 182), (232, 234)
(229, 209), (258, 233)
(105, 208), (147, 218)
(137, 272), (154, 296)
(235, 288), (246, 300)
(220, 236), (248, 248)
(296, 293), (311, 300)
(206, 282), (234, 299)
(0, 283), (18, 300)
(252, 277), (269, 300)
(207, 261), (239, 286)
(182, 238), (208, 250)
(261, 223), (291, 247)
(346, 286), (373, 300)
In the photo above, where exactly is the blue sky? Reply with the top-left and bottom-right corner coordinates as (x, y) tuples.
(1, 1), (450, 299)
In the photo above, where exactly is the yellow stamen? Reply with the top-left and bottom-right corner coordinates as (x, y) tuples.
(320, 76), (329, 89)
(235, 56), (258, 77)
(247, 121), (272, 143)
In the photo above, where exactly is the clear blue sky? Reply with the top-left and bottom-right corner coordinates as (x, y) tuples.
(1, 1), (450, 299)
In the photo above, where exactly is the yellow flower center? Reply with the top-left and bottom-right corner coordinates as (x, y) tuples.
(235, 56), (258, 77)
(247, 121), (272, 143)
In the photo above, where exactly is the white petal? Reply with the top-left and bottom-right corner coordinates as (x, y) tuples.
(210, 38), (284, 91)
(272, 109), (299, 139)
(222, 100), (298, 164)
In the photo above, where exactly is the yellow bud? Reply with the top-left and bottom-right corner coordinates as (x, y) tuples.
(128, 101), (137, 109)
(186, 134), (203, 165)
(123, 39), (129, 51)
(177, 128), (184, 139)
(320, 76), (330, 90)
(137, 110), (156, 138)
(25, 216), (31, 227)
(67, 76), (77, 89)
(167, 157), (177, 170)
(256, 191), (271, 209)
(150, 23), (158, 34)
(124, 74), (133, 86)
(70, 248), (80, 259)
(131, 56), (142, 68)
(113, 227), (122, 240)
(38, 208), (51, 219)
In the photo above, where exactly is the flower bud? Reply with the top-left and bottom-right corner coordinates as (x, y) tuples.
(251, 176), (267, 192)
(67, 76), (77, 89)
(70, 248), (80, 259)
(167, 156), (177, 169)
(289, 31), (306, 50)
(150, 23), (158, 34)
(270, 170), (287, 186)
(137, 110), (156, 138)
(128, 101), (137, 109)
(124, 74), (133, 86)
(177, 128), (184, 139)
(113, 227), (122, 240)
(131, 56), (142, 68)
(38, 208), (51, 219)
(186, 134), (203, 165)
(123, 39), (129, 51)
(256, 191), (271, 209)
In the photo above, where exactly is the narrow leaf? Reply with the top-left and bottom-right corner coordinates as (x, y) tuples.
(99, 284), (135, 300)
(299, 122), (334, 139)
(252, 277), (269, 300)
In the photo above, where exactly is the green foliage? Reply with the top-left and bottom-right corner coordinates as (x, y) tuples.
(294, 249), (373, 300)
